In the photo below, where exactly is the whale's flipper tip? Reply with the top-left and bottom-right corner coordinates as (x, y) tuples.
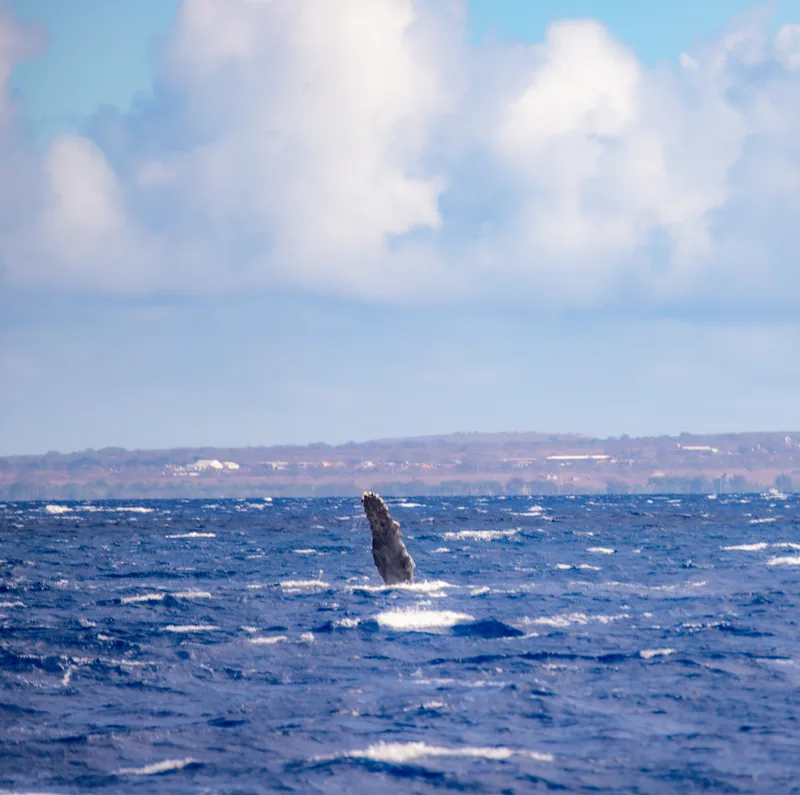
(361, 490), (383, 511)
(361, 491), (415, 585)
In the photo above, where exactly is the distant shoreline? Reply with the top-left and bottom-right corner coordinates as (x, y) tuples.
(2, 430), (797, 499)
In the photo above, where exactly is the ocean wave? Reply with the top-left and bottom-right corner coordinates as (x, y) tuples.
(767, 556), (800, 566)
(524, 612), (630, 628)
(249, 635), (289, 645)
(596, 580), (707, 594)
(375, 608), (473, 631)
(162, 624), (218, 633)
(121, 593), (164, 604)
(639, 648), (677, 659)
(442, 529), (519, 541)
(349, 579), (455, 595)
(166, 532), (216, 539)
(451, 618), (525, 638)
(121, 590), (210, 604)
(341, 741), (552, 764)
(722, 542), (769, 551)
(117, 757), (197, 775)
(280, 578), (329, 590)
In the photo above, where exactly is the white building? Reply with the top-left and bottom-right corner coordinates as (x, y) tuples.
(546, 454), (610, 461)
(189, 459), (224, 471)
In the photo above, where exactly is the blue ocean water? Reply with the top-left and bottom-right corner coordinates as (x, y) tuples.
(1, 495), (800, 793)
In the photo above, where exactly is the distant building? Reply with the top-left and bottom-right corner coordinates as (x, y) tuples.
(546, 455), (610, 461)
(189, 459), (224, 471)
(222, 461), (240, 470)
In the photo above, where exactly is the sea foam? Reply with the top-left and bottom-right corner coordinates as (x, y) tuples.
(344, 741), (552, 763)
(375, 608), (473, 631)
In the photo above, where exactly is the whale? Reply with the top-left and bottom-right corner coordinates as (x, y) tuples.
(361, 491), (416, 585)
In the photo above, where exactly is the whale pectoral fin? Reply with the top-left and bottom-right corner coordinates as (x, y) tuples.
(362, 491), (416, 585)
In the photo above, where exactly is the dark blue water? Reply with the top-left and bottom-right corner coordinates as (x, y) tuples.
(2, 495), (800, 793)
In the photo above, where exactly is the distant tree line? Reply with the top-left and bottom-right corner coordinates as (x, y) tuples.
(1, 473), (793, 500)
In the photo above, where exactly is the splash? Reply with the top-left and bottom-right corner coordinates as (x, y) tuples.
(375, 608), (473, 631)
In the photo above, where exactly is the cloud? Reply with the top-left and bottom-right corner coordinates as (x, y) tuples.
(1, 1), (800, 309)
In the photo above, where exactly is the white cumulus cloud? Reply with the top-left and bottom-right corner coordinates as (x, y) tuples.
(1, 1), (800, 309)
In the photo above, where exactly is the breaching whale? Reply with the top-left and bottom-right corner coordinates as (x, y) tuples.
(361, 491), (416, 585)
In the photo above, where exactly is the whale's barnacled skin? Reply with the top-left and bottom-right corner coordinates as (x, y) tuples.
(361, 491), (415, 585)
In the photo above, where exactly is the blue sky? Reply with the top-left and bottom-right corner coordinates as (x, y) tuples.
(1, 0), (800, 454)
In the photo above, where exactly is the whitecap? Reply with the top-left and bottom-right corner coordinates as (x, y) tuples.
(599, 580), (706, 594)
(293, 549), (317, 555)
(0, 600), (24, 607)
(442, 529), (519, 541)
(398, 502), (423, 508)
(350, 579), (454, 595)
(772, 542), (800, 550)
(166, 532), (216, 539)
(722, 542), (769, 551)
(432, 547), (451, 553)
(280, 578), (329, 590)
(299, 632), (315, 643)
(117, 757), (196, 775)
(640, 648), (676, 659)
(587, 547), (615, 554)
(343, 741), (552, 764)
(749, 517), (777, 524)
(44, 505), (71, 515)
(409, 676), (513, 688)
(767, 555), (800, 566)
(162, 624), (218, 633)
(172, 590), (211, 599)
(376, 608), (473, 631)
(249, 635), (289, 645)
(524, 612), (629, 628)
(114, 506), (154, 514)
(121, 593), (164, 604)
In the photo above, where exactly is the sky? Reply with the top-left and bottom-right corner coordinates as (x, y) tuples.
(1, 0), (800, 455)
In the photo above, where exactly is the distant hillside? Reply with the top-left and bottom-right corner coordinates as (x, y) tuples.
(1, 430), (798, 499)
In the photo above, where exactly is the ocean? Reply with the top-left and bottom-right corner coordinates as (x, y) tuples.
(1, 495), (799, 793)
